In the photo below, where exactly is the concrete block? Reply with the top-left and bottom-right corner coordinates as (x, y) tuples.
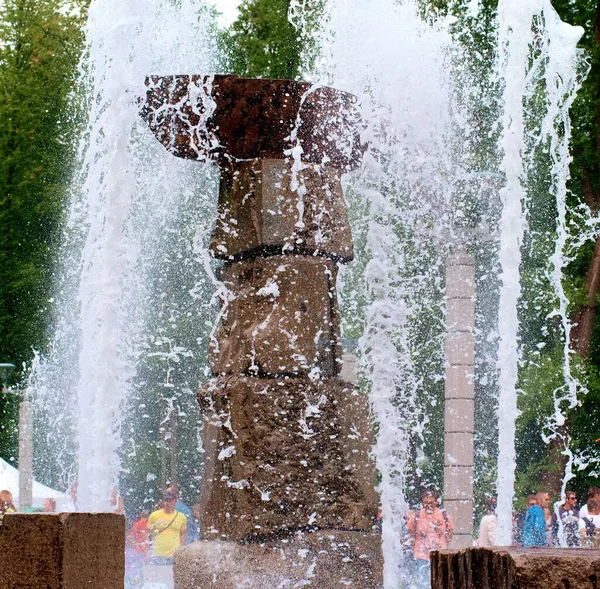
(444, 399), (475, 434)
(431, 547), (600, 589)
(197, 375), (378, 541)
(447, 251), (475, 268)
(0, 512), (125, 589)
(444, 432), (474, 467)
(444, 499), (474, 537)
(174, 531), (382, 589)
(445, 332), (475, 366)
(210, 159), (354, 261)
(210, 256), (342, 378)
(339, 352), (358, 384)
(446, 298), (476, 332)
(443, 466), (473, 500)
(445, 366), (475, 399)
(446, 266), (475, 299)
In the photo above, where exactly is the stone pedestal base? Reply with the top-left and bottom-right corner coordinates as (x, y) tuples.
(0, 512), (125, 589)
(431, 547), (600, 589)
(198, 375), (377, 541)
(174, 531), (382, 588)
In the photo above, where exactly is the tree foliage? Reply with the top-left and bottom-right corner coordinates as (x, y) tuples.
(0, 0), (87, 461)
(226, 0), (302, 79)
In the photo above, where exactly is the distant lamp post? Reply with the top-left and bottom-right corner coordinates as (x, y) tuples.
(0, 362), (33, 510)
(0, 363), (15, 393)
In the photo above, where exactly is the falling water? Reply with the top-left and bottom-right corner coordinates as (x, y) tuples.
(38, 0), (219, 511)
(31, 0), (589, 582)
(305, 1), (471, 584)
(494, 0), (584, 544)
(296, 0), (587, 582)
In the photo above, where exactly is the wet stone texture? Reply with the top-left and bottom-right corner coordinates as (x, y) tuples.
(174, 531), (383, 589)
(209, 255), (342, 378)
(141, 75), (365, 171)
(197, 375), (377, 542)
(431, 547), (600, 589)
(0, 512), (125, 589)
(143, 74), (381, 584)
(211, 159), (354, 262)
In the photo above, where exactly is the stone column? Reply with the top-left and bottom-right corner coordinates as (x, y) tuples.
(443, 249), (476, 548)
(18, 391), (33, 510)
(143, 75), (381, 587)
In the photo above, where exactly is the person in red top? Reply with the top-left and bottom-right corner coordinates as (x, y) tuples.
(407, 489), (454, 588)
(129, 510), (150, 555)
(126, 510), (150, 586)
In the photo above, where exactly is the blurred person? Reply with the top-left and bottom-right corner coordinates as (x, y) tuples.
(147, 490), (187, 564)
(43, 498), (56, 513)
(513, 494), (536, 546)
(579, 486), (600, 518)
(167, 486), (192, 544)
(551, 491), (579, 547)
(126, 510), (150, 587)
(374, 504), (383, 534)
(189, 503), (201, 543)
(543, 500), (554, 546)
(110, 485), (124, 515)
(523, 491), (549, 547)
(0, 490), (16, 523)
(407, 489), (453, 588)
(68, 482), (79, 511)
(477, 497), (497, 547)
(580, 497), (600, 548)
(129, 510), (150, 555)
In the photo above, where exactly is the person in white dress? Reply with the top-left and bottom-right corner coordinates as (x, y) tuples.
(477, 496), (497, 547)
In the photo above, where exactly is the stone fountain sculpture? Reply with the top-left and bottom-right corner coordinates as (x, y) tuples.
(142, 75), (381, 587)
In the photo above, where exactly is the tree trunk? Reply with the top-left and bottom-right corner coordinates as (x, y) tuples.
(571, 234), (600, 359)
(570, 1), (600, 359)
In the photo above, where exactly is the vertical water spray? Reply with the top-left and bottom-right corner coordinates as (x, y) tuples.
(41, 0), (218, 511)
(494, 0), (583, 544)
(306, 1), (460, 585)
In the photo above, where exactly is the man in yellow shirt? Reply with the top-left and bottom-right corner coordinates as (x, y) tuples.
(147, 490), (187, 563)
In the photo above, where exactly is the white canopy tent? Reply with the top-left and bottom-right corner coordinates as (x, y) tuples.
(0, 457), (67, 509)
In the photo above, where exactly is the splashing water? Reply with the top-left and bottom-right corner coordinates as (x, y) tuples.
(295, 0), (587, 581)
(31, 0), (589, 583)
(494, 0), (584, 545)
(37, 0), (218, 511)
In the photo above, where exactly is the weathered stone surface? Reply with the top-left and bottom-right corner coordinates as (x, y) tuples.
(446, 298), (476, 332)
(446, 266), (475, 299)
(444, 399), (475, 434)
(174, 531), (383, 589)
(142, 75), (365, 171)
(197, 375), (377, 541)
(0, 512), (125, 589)
(211, 159), (354, 261)
(431, 547), (600, 589)
(209, 256), (342, 378)
(443, 465), (473, 500)
(443, 499), (473, 540)
(445, 365), (475, 399)
(445, 332), (475, 366)
(444, 433), (474, 466)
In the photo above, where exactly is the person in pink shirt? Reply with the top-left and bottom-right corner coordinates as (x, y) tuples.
(407, 488), (454, 588)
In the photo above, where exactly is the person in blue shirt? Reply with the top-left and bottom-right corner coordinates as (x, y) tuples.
(523, 491), (550, 547)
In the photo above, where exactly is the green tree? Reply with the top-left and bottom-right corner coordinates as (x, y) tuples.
(0, 0), (87, 461)
(226, 0), (302, 79)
